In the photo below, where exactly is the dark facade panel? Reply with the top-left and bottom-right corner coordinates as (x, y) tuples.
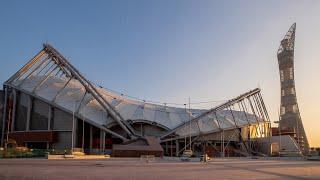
(15, 92), (28, 131)
(52, 131), (72, 150)
(52, 108), (72, 131)
(30, 99), (49, 130)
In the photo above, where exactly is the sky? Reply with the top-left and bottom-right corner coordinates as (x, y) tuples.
(0, 0), (319, 147)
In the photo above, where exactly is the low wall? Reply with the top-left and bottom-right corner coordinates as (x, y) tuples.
(47, 154), (109, 160)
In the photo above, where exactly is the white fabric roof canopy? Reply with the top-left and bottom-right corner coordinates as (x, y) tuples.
(12, 75), (264, 135)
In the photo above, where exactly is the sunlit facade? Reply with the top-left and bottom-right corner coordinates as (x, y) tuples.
(0, 44), (271, 157)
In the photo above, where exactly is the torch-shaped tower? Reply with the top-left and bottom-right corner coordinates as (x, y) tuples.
(277, 23), (309, 154)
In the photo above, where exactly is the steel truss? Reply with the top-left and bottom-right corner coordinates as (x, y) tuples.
(161, 88), (271, 157)
(2, 44), (138, 146)
(1, 44), (271, 155)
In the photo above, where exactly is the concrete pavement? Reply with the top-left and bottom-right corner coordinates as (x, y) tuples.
(0, 158), (319, 179)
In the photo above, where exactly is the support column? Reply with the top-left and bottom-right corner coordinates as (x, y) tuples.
(165, 141), (168, 155)
(175, 140), (179, 157)
(170, 138), (173, 157)
(48, 106), (52, 130)
(1, 86), (8, 147)
(100, 130), (105, 154)
(47, 105), (52, 149)
(72, 118), (78, 150)
(89, 125), (93, 153)
(11, 90), (17, 132)
(26, 95), (32, 131)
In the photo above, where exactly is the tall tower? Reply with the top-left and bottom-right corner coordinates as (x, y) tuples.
(277, 23), (309, 154)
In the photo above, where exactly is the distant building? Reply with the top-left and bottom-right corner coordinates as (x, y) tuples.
(277, 23), (310, 154)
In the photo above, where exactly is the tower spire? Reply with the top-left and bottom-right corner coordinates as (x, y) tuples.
(277, 23), (296, 54)
(277, 23), (309, 155)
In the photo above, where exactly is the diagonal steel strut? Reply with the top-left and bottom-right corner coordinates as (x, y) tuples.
(42, 44), (137, 139)
(160, 88), (263, 140)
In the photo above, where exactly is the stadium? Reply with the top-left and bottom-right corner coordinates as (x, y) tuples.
(0, 44), (275, 158)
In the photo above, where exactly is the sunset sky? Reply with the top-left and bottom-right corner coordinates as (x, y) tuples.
(0, 0), (319, 146)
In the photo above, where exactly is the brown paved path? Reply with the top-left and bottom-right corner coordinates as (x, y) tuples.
(0, 158), (319, 179)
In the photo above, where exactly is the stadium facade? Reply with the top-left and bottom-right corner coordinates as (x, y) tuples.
(0, 44), (273, 157)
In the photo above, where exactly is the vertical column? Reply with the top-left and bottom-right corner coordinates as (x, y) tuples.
(48, 106), (52, 130)
(175, 140), (179, 157)
(100, 130), (105, 154)
(89, 125), (93, 153)
(170, 138), (173, 157)
(165, 141), (168, 155)
(99, 130), (102, 152)
(1, 86), (8, 147)
(11, 90), (17, 131)
(73, 117), (78, 150)
(26, 95), (32, 131)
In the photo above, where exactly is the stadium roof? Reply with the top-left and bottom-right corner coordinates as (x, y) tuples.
(4, 44), (270, 141)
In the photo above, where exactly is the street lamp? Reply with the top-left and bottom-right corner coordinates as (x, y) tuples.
(184, 104), (187, 150)
(71, 101), (76, 153)
(72, 103), (75, 152)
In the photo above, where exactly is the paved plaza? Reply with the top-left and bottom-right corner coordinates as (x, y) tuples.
(0, 158), (319, 179)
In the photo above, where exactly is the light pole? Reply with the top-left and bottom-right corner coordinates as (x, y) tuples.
(6, 107), (12, 149)
(184, 104), (187, 150)
(222, 129), (225, 158)
(72, 103), (75, 152)
(188, 97), (191, 151)
(82, 106), (85, 151)
(71, 100), (79, 153)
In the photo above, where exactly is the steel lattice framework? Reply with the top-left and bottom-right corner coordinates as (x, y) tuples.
(1, 44), (271, 154)
(160, 88), (271, 156)
(161, 88), (270, 140)
(277, 23), (309, 154)
(1, 44), (138, 146)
